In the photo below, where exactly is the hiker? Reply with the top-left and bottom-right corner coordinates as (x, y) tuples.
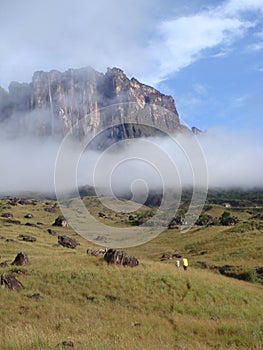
(182, 258), (188, 271)
(176, 260), (180, 267)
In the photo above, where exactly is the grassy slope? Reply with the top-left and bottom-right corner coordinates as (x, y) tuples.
(0, 197), (262, 349)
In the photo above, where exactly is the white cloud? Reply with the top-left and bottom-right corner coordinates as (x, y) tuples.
(250, 42), (263, 50)
(250, 29), (263, 50)
(147, 0), (261, 84)
(223, 0), (263, 15)
(0, 0), (160, 87)
(0, 0), (262, 88)
(1, 127), (262, 194)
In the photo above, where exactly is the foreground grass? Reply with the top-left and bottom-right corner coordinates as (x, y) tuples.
(0, 197), (263, 349)
(0, 252), (263, 350)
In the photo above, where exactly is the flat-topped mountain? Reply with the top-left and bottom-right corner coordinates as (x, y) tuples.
(0, 67), (187, 142)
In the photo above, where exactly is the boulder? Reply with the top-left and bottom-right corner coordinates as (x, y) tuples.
(1, 212), (13, 218)
(57, 340), (74, 349)
(123, 256), (139, 267)
(6, 219), (21, 225)
(87, 248), (95, 255)
(86, 248), (98, 256)
(18, 234), (36, 242)
(161, 253), (172, 260)
(87, 248), (107, 256)
(104, 249), (139, 267)
(25, 222), (37, 227)
(104, 249), (126, 265)
(1, 273), (24, 290)
(18, 199), (32, 205)
(172, 252), (182, 259)
(12, 252), (28, 266)
(24, 213), (33, 218)
(53, 216), (69, 227)
(7, 201), (18, 206)
(96, 248), (107, 255)
(47, 228), (57, 236)
(58, 235), (79, 249)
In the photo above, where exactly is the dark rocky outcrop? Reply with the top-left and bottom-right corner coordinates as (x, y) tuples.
(12, 252), (28, 266)
(53, 216), (69, 227)
(1, 212), (13, 218)
(161, 253), (172, 260)
(0, 67), (187, 143)
(123, 255), (139, 267)
(58, 235), (79, 249)
(1, 273), (24, 290)
(18, 234), (36, 242)
(5, 219), (21, 225)
(25, 222), (38, 227)
(104, 249), (126, 265)
(87, 248), (107, 256)
(103, 248), (139, 267)
(47, 228), (57, 236)
(18, 199), (35, 205)
(7, 201), (18, 206)
(56, 340), (74, 349)
(160, 252), (182, 260)
(256, 267), (263, 276)
(173, 252), (182, 258)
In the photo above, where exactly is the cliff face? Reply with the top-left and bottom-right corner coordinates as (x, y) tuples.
(0, 67), (185, 141)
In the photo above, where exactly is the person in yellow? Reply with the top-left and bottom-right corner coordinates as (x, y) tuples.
(182, 258), (189, 271)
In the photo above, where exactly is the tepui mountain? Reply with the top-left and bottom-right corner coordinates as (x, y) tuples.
(0, 66), (196, 144)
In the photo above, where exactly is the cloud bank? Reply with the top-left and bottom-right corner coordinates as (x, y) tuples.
(0, 0), (262, 88)
(0, 126), (262, 197)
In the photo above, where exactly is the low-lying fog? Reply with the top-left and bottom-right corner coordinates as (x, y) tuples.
(0, 125), (262, 197)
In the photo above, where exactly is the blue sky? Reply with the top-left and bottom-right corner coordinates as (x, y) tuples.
(0, 0), (262, 133)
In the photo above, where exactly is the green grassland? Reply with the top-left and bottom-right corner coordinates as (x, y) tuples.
(0, 195), (262, 349)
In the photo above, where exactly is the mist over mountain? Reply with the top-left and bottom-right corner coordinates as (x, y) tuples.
(0, 66), (262, 196)
(0, 66), (186, 143)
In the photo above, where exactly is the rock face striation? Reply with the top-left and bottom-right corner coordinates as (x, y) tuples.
(0, 67), (187, 143)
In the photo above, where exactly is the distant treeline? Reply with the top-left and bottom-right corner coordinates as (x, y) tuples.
(142, 188), (263, 208)
(78, 186), (263, 207)
(143, 188), (263, 208)
(4, 186), (262, 208)
(206, 188), (263, 206)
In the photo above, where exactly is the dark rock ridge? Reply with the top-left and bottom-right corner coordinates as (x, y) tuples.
(0, 67), (187, 142)
(1, 273), (24, 290)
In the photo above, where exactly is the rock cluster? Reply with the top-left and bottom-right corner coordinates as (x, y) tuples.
(104, 248), (139, 267)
